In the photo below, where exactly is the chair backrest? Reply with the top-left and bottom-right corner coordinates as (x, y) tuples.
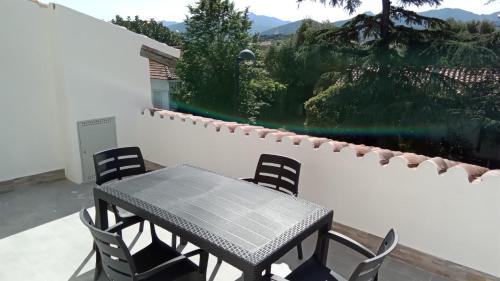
(93, 146), (146, 185)
(80, 209), (137, 281)
(253, 154), (301, 195)
(348, 229), (398, 281)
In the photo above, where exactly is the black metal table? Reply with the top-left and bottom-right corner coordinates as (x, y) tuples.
(93, 164), (333, 281)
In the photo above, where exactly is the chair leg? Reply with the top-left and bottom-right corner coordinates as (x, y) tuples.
(209, 257), (223, 281)
(199, 251), (209, 279)
(150, 222), (159, 241)
(265, 266), (271, 276)
(171, 235), (177, 249)
(93, 243), (102, 280)
(180, 237), (188, 246)
(297, 243), (303, 260)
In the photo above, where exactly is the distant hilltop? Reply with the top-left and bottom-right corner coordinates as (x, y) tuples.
(162, 12), (290, 34)
(162, 8), (500, 36)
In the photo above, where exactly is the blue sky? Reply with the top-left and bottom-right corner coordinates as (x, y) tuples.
(46, 0), (500, 22)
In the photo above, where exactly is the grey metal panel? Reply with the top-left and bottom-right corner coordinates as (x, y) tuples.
(77, 117), (117, 183)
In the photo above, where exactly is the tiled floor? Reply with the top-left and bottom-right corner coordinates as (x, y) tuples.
(0, 179), (451, 281)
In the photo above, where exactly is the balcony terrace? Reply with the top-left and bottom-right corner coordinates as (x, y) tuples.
(1, 1), (499, 281)
(1, 178), (449, 281)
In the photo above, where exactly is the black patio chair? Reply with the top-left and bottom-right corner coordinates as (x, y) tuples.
(271, 229), (398, 281)
(80, 208), (208, 281)
(241, 154), (303, 259)
(94, 146), (184, 248)
(93, 147), (147, 237)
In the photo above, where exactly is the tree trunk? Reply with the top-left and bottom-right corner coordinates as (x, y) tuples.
(381, 0), (391, 43)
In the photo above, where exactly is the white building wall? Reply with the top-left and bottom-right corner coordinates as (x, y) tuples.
(0, 0), (63, 181)
(138, 111), (500, 278)
(0, 0), (180, 182)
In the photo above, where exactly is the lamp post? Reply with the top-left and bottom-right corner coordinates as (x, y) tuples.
(234, 49), (256, 112)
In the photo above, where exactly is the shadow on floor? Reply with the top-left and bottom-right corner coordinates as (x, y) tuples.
(0, 179), (94, 239)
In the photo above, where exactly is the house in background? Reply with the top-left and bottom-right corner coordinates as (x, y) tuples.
(141, 45), (181, 110)
(148, 59), (180, 110)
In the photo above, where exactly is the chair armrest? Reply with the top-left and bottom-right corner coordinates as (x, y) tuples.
(239, 177), (256, 183)
(105, 216), (143, 233)
(136, 255), (188, 280)
(182, 248), (206, 258)
(183, 249), (209, 274)
(328, 230), (375, 258)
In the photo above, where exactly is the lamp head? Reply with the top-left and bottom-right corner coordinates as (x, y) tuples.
(238, 49), (256, 61)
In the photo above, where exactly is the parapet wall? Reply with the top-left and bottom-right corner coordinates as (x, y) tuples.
(138, 109), (500, 277)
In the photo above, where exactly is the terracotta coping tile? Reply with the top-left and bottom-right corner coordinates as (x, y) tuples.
(371, 148), (396, 164)
(146, 108), (498, 182)
(268, 132), (296, 142)
(329, 141), (349, 152)
(349, 144), (373, 157)
(427, 157), (449, 174)
(238, 125), (264, 135)
(454, 163), (489, 182)
(307, 137), (331, 148)
(285, 135), (308, 145)
(399, 153), (429, 168)
(253, 128), (278, 138)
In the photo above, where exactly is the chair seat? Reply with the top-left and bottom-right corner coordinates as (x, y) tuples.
(133, 239), (201, 281)
(284, 258), (345, 281)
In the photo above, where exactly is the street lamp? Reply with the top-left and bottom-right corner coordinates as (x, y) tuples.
(234, 49), (256, 111)
(238, 49), (256, 62)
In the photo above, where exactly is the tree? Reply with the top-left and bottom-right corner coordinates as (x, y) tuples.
(298, 0), (444, 46)
(263, 20), (343, 123)
(111, 15), (182, 46)
(174, 0), (252, 117)
(294, 1), (500, 166)
(238, 47), (286, 122)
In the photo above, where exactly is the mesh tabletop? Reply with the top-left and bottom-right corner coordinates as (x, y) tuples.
(98, 164), (332, 265)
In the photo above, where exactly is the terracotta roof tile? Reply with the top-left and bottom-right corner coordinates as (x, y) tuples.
(149, 59), (178, 80)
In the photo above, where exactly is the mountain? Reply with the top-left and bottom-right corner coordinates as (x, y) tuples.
(263, 8), (500, 35)
(248, 13), (290, 34)
(163, 22), (186, 33)
(161, 21), (178, 27)
(161, 8), (500, 35)
(261, 19), (318, 36)
(419, 8), (499, 22)
(332, 11), (374, 27)
(161, 13), (289, 34)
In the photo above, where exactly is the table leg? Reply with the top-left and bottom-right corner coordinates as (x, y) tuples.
(93, 194), (109, 281)
(313, 215), (333, 266)
(243, 267), (264, 281)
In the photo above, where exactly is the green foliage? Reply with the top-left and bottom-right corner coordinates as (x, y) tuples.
(292, 1), (500, 164)
(304, 67), (499, 159)
(238, 52), (287, 122)
(263, 20), (343, 122)
(111, 15), (182, 46)
(174, 0), (251, 116)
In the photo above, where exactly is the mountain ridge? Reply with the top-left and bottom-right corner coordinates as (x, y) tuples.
(161, 8), (500, 35)
(162, 12), (290, 34)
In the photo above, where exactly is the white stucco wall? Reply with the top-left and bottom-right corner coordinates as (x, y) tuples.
(0, 0), (63, 181)
(138, 111), (500, 278)
(0, 0), (180, 182)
